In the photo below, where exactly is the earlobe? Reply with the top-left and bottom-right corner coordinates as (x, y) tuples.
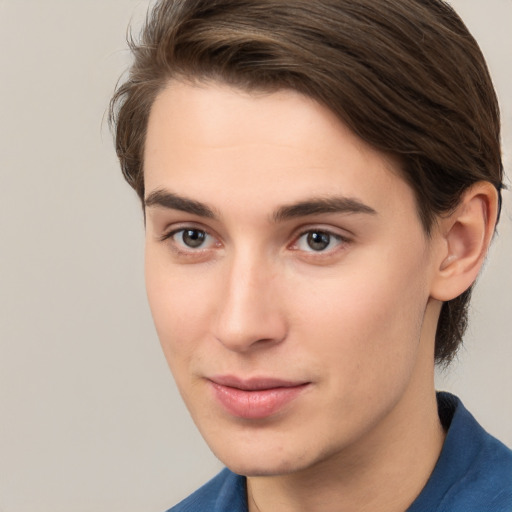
(430, 182), (499, 302)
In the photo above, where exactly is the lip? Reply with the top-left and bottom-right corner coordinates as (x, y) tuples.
(207, 375), (310, 420)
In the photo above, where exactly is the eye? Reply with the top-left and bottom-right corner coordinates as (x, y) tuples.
(294, 230), (345, 253)
(166, 228), (216, 250)
(180, 228), (207, 248)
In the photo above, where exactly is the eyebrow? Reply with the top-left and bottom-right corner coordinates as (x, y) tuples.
(145, 189), (217, 218)
(144, 189), (377, 222)
(272, 196), (377, 222)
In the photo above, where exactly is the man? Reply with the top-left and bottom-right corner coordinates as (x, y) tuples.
(109, 0), (512, 510)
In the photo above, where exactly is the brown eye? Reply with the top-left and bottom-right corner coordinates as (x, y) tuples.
(293, 229), (346, 254)
(181, 229), (207, 248)
(306, 231), (331, 251)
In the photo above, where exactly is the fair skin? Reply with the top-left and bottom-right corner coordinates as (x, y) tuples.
(143, 80), (497, 512)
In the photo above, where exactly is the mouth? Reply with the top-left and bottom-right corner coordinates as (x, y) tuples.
(207, 375), (311, 420)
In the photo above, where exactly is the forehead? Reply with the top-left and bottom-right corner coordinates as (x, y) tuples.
(144, 80), (416, 222)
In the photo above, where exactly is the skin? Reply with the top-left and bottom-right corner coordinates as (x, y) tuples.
(142, 81), (495, 511)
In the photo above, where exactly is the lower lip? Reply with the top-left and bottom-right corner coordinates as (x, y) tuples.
(209, 381), (309, 419)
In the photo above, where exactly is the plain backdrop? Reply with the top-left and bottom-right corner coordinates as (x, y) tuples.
(0, 1), (510, 511)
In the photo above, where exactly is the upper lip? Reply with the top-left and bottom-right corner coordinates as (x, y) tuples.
(208, 375), (309, 391)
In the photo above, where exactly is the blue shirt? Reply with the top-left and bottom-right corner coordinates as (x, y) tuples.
(167, 393), (512, 511)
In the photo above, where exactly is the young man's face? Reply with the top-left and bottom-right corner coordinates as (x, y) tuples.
(143, 81), (442, 476)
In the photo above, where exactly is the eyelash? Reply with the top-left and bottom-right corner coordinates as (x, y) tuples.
(160, 226), (350, 258)
(291, 229), (348, 254)
(160, 227), (219, 253)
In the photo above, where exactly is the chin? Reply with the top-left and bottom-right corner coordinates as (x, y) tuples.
(208, 437), (318, 477)
(223, 458), (305, 478)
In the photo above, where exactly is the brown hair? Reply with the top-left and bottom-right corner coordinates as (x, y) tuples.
(109, 0), (503, 365)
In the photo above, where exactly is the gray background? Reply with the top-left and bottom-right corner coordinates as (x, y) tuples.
(0, 1), (510, 511)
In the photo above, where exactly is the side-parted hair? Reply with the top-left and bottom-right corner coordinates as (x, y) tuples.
(109, 0), (503, 365)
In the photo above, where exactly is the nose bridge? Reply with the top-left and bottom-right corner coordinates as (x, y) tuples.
(214, 245), (286, 352)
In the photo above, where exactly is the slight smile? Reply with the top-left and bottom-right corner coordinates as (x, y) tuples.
(207, 376), (312, 420)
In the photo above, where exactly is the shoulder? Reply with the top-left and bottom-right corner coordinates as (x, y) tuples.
(442, 417), (512, 511)
(440, 393), (512, 510)
(409, 392), (512, 512)
(166, 468), (247, 512)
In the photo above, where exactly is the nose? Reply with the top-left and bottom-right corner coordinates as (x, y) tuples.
(213, 252), (287, 353)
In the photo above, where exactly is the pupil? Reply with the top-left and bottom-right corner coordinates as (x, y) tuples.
(183, 229), (205, 248)
(307, 231), (330, 251)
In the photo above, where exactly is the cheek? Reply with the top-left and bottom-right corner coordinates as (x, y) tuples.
(289, 245), (430, 376)
(285, 263), (430, 440)
(144, 249), (215, 365)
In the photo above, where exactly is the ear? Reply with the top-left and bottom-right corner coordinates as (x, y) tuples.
(430, 181), (499, 302)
